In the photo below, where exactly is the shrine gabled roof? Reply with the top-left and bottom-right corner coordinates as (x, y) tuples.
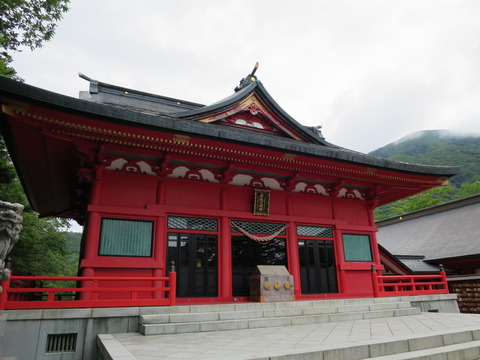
(168, 80), (331, 145)
(79, 73), (331, 145)
(0, 75), (459, 179)
(0, 75), (461, 222)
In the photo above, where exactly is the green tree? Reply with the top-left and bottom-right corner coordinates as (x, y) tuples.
(0, 137), (16, 183)
(459, 180), (480, 197)
(0, 1), (73, 276)
(1, 0), (70, 79)
(0, 53), (20, 80)
(374, 186), (457, 220)
(9, 214), (70, 276)
(374, 181), (480, 221)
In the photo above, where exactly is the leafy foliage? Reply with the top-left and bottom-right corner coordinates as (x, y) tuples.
(0, 52), (21, 80)
(0, 1), (72, 276)
(8, 214), (69, 276)
(0, 0), (69, 53)
(459, 181), (480, 197)
(0, 137), (16, 184)
(0, 0), (70, 80)
(373, 184), (479, 220)
(65, 231), (81, 255)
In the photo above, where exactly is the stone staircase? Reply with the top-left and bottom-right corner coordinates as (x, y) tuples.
(284, 328), (480, 360)
(138, 297), (421, 336)
(95, 296), (480, 359)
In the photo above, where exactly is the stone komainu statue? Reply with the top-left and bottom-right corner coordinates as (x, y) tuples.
(0, 200), (24, 283)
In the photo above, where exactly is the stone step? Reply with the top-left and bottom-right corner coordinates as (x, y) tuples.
(366, 329), (480, 360)
(138, 297), (423, 336)
(368, 340), (480, 359)
(139, 306), (421, 335)
(140, 297), (412, 315)
(266, 329), (480, 360)
(140, 300), (414, 324)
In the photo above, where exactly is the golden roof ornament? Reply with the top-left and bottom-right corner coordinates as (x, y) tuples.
(234, 62), (260, 92)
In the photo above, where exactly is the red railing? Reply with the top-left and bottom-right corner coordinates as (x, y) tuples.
(371, 266), (448, 297)
(0, 272), (176, 310)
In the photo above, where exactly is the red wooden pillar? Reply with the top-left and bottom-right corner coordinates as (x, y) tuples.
(220, 216), (232, 298)
(80, 267), (95, 300)
(331, 200), (346, 293)
(153, 216), (166, 270)
(333, 227), (347, 293)
(169, 272), (177, 306)
(80, 165), (104, 299)
(82, 164), (104, 265)
(154, 179), (167, 298)
(367, 203), (382, 268)
(439, 264), (448, 293)
(285, 193), (301, 297)
(369, 231), (382, 267)
(80, 209), (99, 301)
(219, 186), (232, 299)
(90, 165), (104, 205)
(153, 215), (167, 299)
(371, 265), (380, 297)
(286, 222), (301, 297)
(0, 275), (11, 310)
(156, 178), (166, 206)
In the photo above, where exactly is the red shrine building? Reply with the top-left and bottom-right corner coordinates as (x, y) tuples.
(0, 69), (458, 304)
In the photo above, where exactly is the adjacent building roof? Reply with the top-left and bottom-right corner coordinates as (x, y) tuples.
(377, 194), (480, 272)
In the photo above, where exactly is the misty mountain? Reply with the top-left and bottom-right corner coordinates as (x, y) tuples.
(369, 130), (480, 186)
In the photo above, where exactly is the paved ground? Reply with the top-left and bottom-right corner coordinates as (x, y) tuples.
(99, 313), (480, 359)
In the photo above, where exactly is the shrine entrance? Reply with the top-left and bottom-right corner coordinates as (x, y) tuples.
(167, 233), (218, 298)
(231, 236), (287, 296)
(230, 221), (289, 297)
(298, 239), (338, 294)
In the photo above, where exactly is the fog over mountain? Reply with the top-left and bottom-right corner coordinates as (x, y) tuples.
(369, 130), (480, 186)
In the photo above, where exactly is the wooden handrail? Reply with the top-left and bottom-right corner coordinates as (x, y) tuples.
(0, 273), (177, 310)
(371, 269), (449, 297)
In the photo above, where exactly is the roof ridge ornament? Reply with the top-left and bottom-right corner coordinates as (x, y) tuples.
(234, 62), (259, 92)
(78, 71), (99, 94)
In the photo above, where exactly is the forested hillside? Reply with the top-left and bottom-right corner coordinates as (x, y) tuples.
(370, 130), (480, 220)
(370, 130), (480, 186)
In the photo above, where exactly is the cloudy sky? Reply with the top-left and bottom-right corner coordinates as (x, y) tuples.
(11, 0), (480, 153)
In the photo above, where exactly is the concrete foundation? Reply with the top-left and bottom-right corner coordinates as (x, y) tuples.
(0, 294), (459, 360)
(1, 307), (139, 360)
(409, 294), (460, 313)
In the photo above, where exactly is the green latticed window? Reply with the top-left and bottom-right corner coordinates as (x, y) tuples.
(297, 225), (333, 238)
(168, 216), (218, 232)
(230, 221), (286, 235)
(99, 218), (153, 257)
(342, 234), (372, 262)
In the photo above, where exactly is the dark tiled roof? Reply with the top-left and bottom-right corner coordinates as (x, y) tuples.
(78, 73), (203, 115)
(170, 81), (331, 145)
(396, 257), (441, 272)
(377, 194), (480, 262)
(0, 76), (459, 177)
